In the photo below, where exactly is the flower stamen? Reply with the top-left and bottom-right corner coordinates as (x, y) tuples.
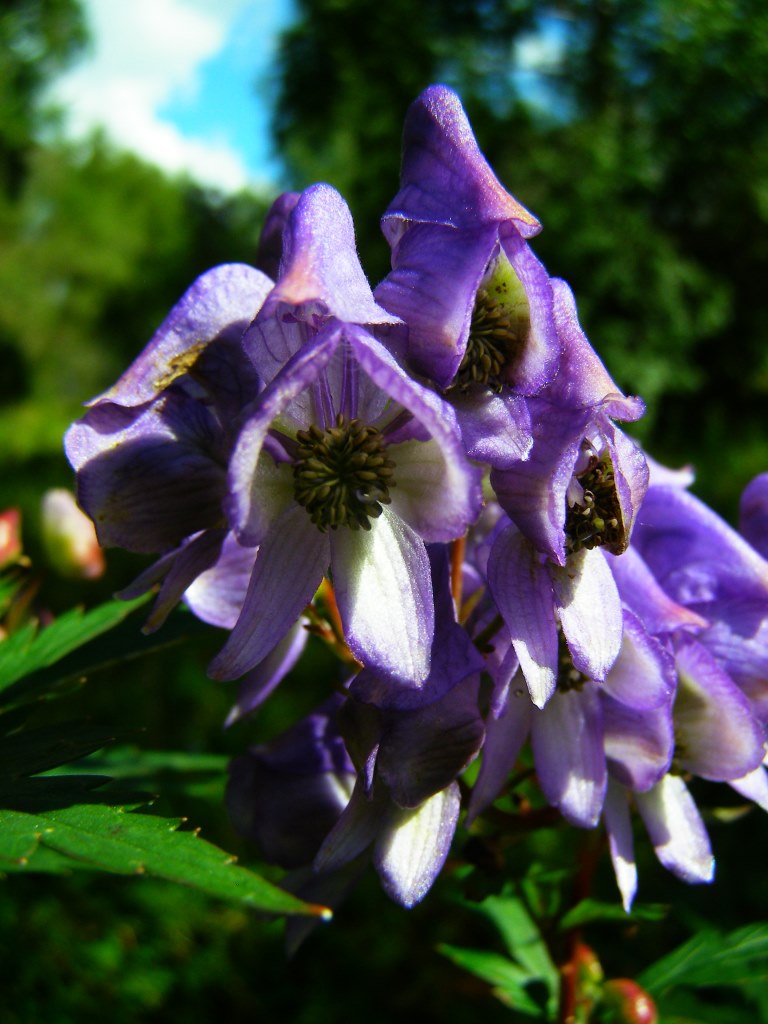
(293, 414), (396, 531)
(455, 287), (524, 392)
(565, 447), (625, 555)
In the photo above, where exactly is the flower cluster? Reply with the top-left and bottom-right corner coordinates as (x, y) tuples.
(66, 85), (768, 914)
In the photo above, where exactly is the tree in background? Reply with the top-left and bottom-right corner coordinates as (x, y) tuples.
(0, 0), (87, 196)
(273, 0), (768, 509)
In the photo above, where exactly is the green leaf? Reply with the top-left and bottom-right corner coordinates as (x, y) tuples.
(0, 720), (122, 780)
(42, 746), (230, 806)
(559, 898), (668, 930)
(638, 924), (768, 994)
(479, 894), (559, 989)
(0, 802), (330, 918)
(0, 597), (210, 709)
(0, 594), (150, 697)
(439, 944), (549, 1018)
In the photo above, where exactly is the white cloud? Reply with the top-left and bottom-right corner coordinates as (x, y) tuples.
(49, 0), (253, 192)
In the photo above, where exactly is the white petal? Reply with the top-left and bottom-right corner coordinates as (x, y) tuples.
(331, 509), (433, 684)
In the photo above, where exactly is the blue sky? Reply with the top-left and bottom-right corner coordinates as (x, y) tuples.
(50, 0), (296, 193)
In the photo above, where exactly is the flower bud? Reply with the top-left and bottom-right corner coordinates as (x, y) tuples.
(0, 508), (22, 569)
(41, 489), (105, 580)
(601, 978), (658, 1024)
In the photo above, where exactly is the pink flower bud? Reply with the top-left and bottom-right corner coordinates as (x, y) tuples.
(0, 509), (22, 569)
(601, 978), (658, 1024)
(41, 489), (105, 580)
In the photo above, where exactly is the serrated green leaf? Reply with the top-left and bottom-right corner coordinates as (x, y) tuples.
(44, 746), (229, 806)
(479, 895), (558, 985)
(0, 720), (122, 780)
(439, 944), (548, 1018)
(0, 803), (329, 918)
(559, 898), (668, 930)
(0, 594), (150, 697)
(638, 924), (768, 994)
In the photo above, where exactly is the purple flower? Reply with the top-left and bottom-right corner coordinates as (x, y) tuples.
(469, 605), (675, 830)
(208, 185), (483, 686)
(490, 280), (648, 565)
(307, 548), (485, 908)
(377, 85), (555, 392)
(487, 522), (624, 707)
(226, 695), (356, 869)
(740, 472), (768, 559)
(374, 85), (562, 469)
(632, 482), (768, 724)
(65, 264), (273, 630)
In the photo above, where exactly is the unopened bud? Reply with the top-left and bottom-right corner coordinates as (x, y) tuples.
(0, 509), (22, 568)
(601, 978), (658, 1024)
(41, 489), (105, 580)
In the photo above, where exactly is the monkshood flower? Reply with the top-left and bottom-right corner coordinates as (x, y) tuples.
(604, 633), (764, 908)
(226, 694), (356, 869)
(604, 774), (714, 912)
(208, 185), (483, 686)
(603, 531), (767, 909)
(304, 549), (485, 907)
(65, 264), (272, 632)
(490, 279), (648, 566)
(487, 520), (625, 707)
(469, 605), (675, 830)
(376, 84), (559, 467)
(377, 83), (553, 392)
(631, 481), (768, 724)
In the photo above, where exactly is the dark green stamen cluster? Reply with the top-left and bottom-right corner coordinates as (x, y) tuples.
(565, 448), (626, 556)
(557, 631), (589, 693)
(455, 287), (523, 392)
(293, 414), (395, 531)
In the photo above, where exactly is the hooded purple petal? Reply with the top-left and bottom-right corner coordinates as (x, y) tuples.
(606, 546), (708, 637)
(373, 675), (485, 808)
(603, 696), (674, 791)
(373, 782), (461, 908)
(549, 279), (644, 421)
(600, 608), (676, 710)
(531, 685), (607, 828)
(467, 679), (533, 824)
(634, 485), (768, 606)
(255, 191), (300, 280)
(635, 775), (714, 884)
(673, 636), (765, 781)
(452, 389), (534, 467)
(374, 222), (500, 387)
(740, 472), (768, 559)
(91, 264), (272, 407)
(226, 695), (354, 868)
(491, 403), (591, 564)
(551, 547), (623, 682)
(65, 394), (228, 553)
(208, 505), (328, 681)
(603, 780), (637, 912)
(381, 84), (540, 238)
(488, 526), (558, 707)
